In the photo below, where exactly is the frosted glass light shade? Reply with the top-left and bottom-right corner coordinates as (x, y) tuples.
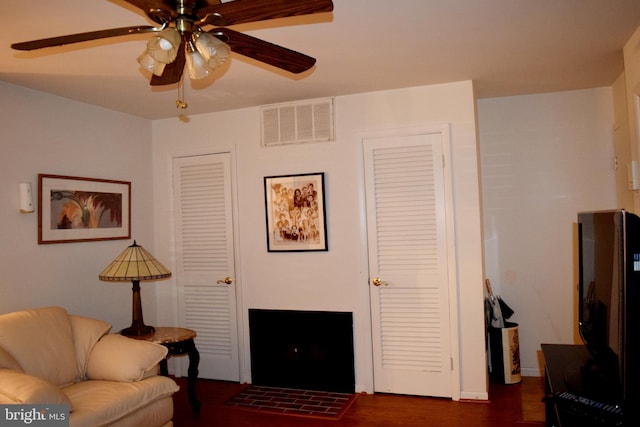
(194, 31), (230, 69)
(186, 51), (208, 79)
(137, 50), (167, 76)
(147, 28), (181, 64)
(185, 40), (209, 79)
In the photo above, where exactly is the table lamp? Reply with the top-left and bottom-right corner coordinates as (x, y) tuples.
(99, 240), (171, 336)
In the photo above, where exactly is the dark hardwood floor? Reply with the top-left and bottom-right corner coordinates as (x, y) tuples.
(171, 376), (545, 426)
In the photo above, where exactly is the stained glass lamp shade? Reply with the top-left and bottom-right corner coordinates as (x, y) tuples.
(99, 240), (171, 336)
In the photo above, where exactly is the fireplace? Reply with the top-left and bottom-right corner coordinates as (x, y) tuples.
(248, 309), (355, 393)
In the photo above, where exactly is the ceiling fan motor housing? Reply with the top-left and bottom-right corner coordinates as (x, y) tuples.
(175, 0), (197, 35)
(146, 0), (198, 36)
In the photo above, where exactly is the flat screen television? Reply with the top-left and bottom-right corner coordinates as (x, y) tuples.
(577, 209), (640, 408)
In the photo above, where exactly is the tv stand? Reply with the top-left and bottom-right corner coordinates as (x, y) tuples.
(541, 344), (623, 427)
(563, 358), (620, 402)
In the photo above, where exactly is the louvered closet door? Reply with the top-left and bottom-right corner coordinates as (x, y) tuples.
(173, 153), (239, 381)
(363, 132), (452, 397)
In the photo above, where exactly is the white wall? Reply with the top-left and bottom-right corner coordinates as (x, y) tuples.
(152, 81), (488, 399)
(624, 26), (640, 212)
(612, 73), (634, 211)
(1, 76), (620, 393)
(0, 81), (155, 330)
(478, 88), (617, 376)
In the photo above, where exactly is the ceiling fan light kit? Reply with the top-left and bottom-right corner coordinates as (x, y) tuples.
(137, 26), (228, 80)
(10, 0), (334, 90)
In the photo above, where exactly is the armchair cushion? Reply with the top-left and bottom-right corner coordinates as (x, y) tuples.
(0, 306), (77, 387)
(62, 376), (178, 427)
(0, 346), (22, 372)
(69, 314), (111, 380)
(86, 334), (167, 382)
(0, 369), (72, 407)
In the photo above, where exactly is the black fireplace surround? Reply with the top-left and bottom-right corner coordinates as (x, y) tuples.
(249, 309), (355, 393)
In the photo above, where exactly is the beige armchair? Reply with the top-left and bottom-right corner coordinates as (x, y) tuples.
(0, 306), (179, 427)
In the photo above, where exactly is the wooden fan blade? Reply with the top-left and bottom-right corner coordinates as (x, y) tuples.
(122, 0), (177, 24)
(11, 26), (158, 51)
(214, 28), (315, 74)
(150, 40), (186, 85)
(199, 0), (333, 27)
(122, 0), (173, 12)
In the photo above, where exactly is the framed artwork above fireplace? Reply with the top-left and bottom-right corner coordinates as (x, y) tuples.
(264, 172), (327, 252)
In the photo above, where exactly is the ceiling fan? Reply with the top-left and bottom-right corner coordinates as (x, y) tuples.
(11, 0), (334, 86)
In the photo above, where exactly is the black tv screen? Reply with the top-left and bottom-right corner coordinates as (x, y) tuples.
(577, 209), (640, 406)
(578, 211), (623, 375)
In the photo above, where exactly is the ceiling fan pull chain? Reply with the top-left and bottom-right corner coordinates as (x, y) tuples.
(176, 78), (188, 109)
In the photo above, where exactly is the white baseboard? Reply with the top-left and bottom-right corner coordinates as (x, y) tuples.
(460, 391), (489, 401)
(355, 384), (373, 394)
(521, 367), (543, 377)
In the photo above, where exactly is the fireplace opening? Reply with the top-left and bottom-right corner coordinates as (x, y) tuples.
(249, 309), (355, 393)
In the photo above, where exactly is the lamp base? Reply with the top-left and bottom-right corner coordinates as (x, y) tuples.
(121, 323), (155, 337)
(122, 279), (155, 336)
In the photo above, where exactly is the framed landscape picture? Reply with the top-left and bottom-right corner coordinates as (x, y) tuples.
(38, 174), (131, 244)
(264, 172), (327, 252)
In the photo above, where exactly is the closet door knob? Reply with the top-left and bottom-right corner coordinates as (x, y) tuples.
(217, 276), (233, 285)
(372, 277), (386, 287)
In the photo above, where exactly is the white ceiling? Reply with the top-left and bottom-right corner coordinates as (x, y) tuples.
(2, 0), (640, 120)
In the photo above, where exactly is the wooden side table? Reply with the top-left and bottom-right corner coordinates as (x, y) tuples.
(132, 327), (201, 412)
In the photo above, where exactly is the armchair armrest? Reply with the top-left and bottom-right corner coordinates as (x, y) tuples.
(86, 334), (168, 382)
(0, 369), (72, 407)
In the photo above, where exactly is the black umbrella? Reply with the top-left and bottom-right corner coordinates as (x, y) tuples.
(485, 279), (515, 328)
